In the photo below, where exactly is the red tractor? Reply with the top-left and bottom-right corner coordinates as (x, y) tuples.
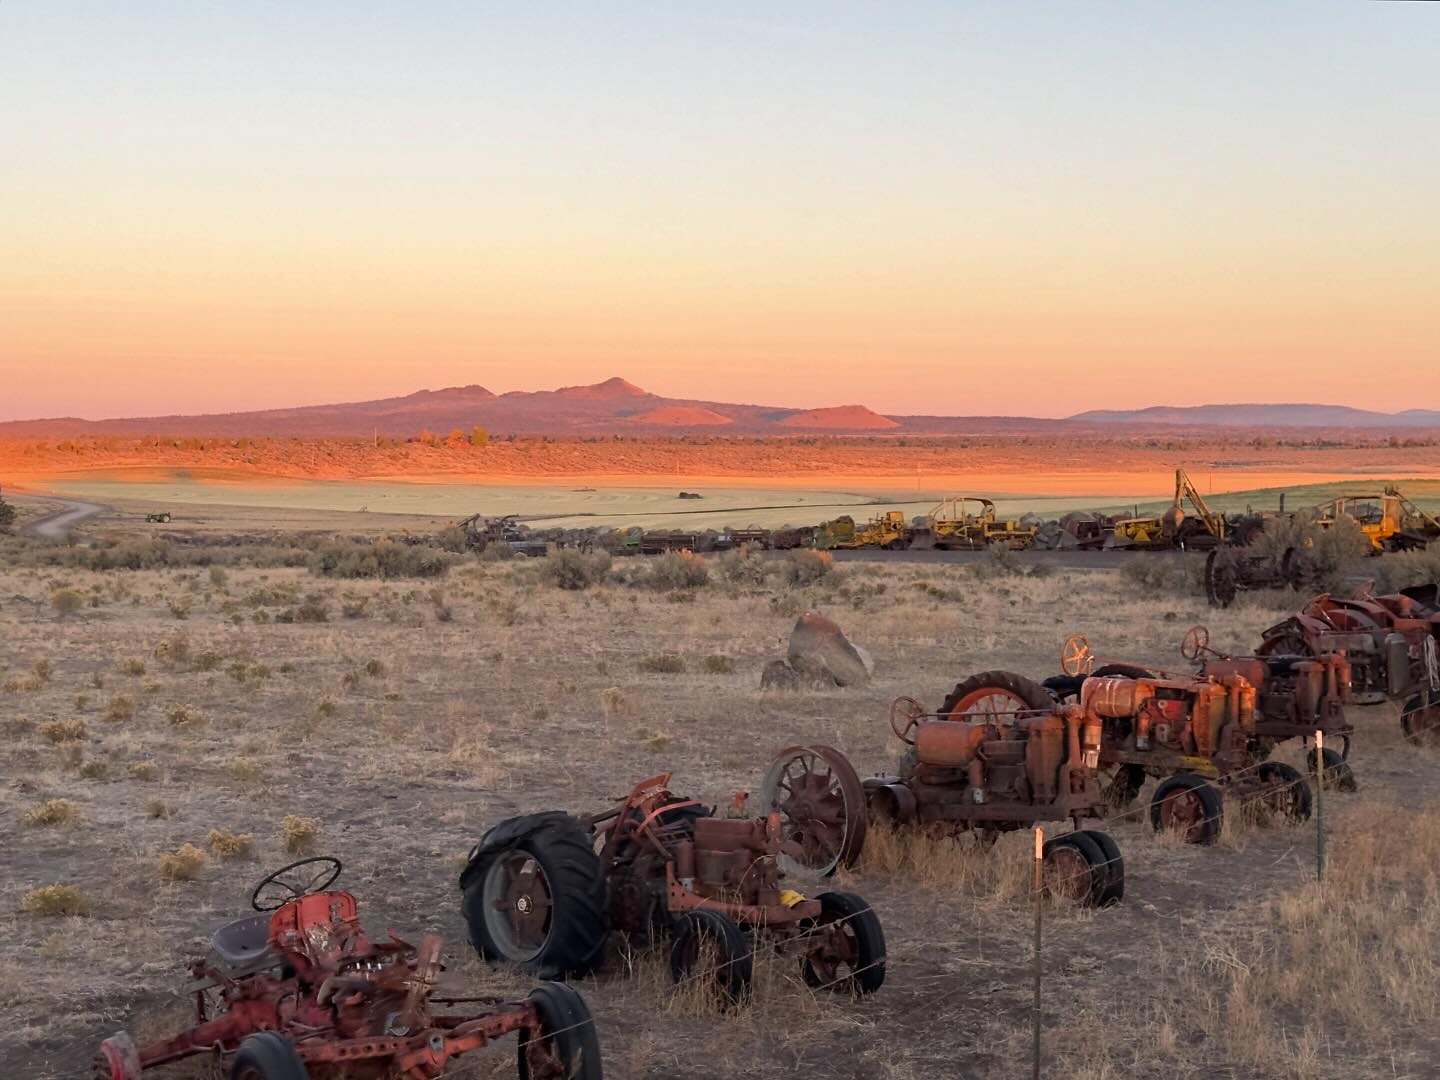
(460, 773), (885, 1004)
(95, 857), (601, 1080)
(759, 717), (1125, 909)
(1032, 631), (1342, 844)
(1258, 585), (1440, 743)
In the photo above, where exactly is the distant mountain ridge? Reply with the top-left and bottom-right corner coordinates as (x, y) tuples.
(1, 380), (1436, 438)
(1069, 403), (1440, 428)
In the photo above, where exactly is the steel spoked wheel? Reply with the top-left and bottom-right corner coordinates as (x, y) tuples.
(483, 852), (554, 962)
(941, 671), (1056, 722)
(761, 745), (867, 876)
(1255, 762), (1313, 824)
(1150, 773), (1223, 844)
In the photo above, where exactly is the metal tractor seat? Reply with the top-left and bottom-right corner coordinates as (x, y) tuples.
(210, 914), (276, 972)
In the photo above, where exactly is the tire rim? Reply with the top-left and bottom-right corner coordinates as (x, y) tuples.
(761, 747), (865, 875)
(1157, 788), (1210, 842)
(482, 852), (553, 961)
(1257, 768), (1302, 821)
(804, 920), (860, 988)
(1042, 845), (1092, 901)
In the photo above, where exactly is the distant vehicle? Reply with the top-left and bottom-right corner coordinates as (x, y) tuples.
(145, 512), (172, 523)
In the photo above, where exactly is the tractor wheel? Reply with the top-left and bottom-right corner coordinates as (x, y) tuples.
(1307, 747), (1358, 793)
(230, 1033), (309, 1080)
(1205, 549), (1239, 608)
(760, 745), (868, 876)
(463, 816), (609, 977)
(940, 670), (1054, 721)
(1150, 773), (1223, 844)
(1075, 829), (1125, 906)
(1257, 631), (1312, 659)
(1401, 691), (1440, 746)
(518, 982), (603, 1080)
(93, 1033), (141, 1080)
(1255, 762), (1313, 823)
(1041, 831), (1106, 906)
(800, 891), (887, 995)
(1101, 764), (1147, 809)
(669, 909), (752, 1007)
(1092, 663), (1154, 680)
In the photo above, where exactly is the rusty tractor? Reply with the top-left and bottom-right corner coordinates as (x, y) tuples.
(1258, 584), (1440, 742)
(1034, 633), (1336, 843)
(460, 773), (885, 1004)
(95, 856), (600, 1080)
(761, 721), (1125, 908)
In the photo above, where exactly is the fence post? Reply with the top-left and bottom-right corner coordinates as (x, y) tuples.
(1314, 729), (1325, 884)
(1032, 825), (1044, 1080)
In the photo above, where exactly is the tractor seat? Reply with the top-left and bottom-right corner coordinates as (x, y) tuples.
(210, 914), (276, 972)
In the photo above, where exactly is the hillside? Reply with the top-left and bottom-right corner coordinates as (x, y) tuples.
(1070, 403), (1440, 428)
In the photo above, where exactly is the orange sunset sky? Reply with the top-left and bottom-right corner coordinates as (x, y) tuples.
(2, 3), (1437, 421)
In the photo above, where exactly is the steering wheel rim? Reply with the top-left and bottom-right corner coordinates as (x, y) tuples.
(889, 696), (926, 744)
(1181, 625), (1210, 662)
(251, 856), (343, 912)
(1060, 634), (1092, 677)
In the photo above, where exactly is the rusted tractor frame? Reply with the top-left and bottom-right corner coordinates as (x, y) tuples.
(95, 857), (599, 1080)
(459, 774), (885, 1003)
(1259, 585), (1440, 742)
(761, 706), (1125, 908)
(1040, 633), (1339, 843)
(1204, 545), (1314, 608)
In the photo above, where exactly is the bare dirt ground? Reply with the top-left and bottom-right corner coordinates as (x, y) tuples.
(3, 513), (1439, 1079)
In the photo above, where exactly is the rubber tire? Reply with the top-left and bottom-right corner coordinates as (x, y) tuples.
(669, 909), (752, 1006)
(229, 1033), (308, 1080)
(801, 891), (887, 995)
(1042, 831), (1106, 907)
(1102, 764), (1147, 809)
(1092, 663), (1154, 681)
(940, 670), (1054, 718)
(1256, 762), (1313, 823)
(1307, 747), (1358, 793)
(1401, 691), (1440, 745)
(517, 982), (603, 1080)
(1075, 829), (1124, 906)
(1150, 773), (1223, 845)
(463, 816), (610, 978)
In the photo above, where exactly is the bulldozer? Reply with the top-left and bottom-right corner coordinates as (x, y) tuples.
(1310, 487), (1440, 552)
(1107, 468), (1227, 550)
(814, 511), (911, 550)
(910, 497), (1038, 550)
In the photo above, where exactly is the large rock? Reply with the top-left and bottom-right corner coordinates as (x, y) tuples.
(761, 654), (840, 692)
(786, 611), (873, 687)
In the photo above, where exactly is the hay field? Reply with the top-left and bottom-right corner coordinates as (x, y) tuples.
(2, 520), (1438, 1079)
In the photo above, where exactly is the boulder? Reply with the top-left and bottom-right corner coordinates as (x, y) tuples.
(786, 611), (873, 687)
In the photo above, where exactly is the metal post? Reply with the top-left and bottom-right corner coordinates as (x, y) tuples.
(1032, 825), (1044, 1080)
(1314, 729), (1325, 883)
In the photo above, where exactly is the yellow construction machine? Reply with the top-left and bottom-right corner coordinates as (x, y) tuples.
(1107, 468), (1227, 550)
(1312, 486), (1440, 552)
(910, 497), (1038, 550)
(814, 510), (912, 550)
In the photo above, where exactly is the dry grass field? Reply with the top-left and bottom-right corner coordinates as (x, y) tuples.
(3, 517), (1438, 1079)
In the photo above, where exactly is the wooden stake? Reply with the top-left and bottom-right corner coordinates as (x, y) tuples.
(1032, 825), (1044, 1080)
(1315, 729), (1326, 883)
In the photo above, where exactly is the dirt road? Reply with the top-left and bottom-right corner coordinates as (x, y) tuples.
(21, 496), (107, 539)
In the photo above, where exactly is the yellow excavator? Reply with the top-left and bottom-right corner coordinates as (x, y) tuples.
(1107, 468), (1227, 550)
(814, 510), (911, 550)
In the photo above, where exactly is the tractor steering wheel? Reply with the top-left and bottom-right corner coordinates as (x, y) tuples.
(1060, 634), (1093, 677)
(889, 696), (927, 744)
(250, 856), (344, 912)
(1180, 625), (1210, 662)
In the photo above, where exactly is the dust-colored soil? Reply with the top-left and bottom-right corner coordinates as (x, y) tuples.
(3, 516), (1439, 1079)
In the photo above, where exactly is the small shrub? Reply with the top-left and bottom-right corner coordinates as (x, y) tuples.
(21, 884), (92, 917)
(296, 595), (330, 623)
(780, 550), (832, 586)
(39, 719), (87, 743)
(307, 539), (452, 580)
(638, 653), (686, 674)
(280, 815), (321, 854)
(642, 732), (671, 752)
(599, 686), (625, 716)
(32, 658), (52, 682)
(363, 658), (386, 678)
(208, 565), (229, 587)
(23, 799), (77, 827)
(206, 829), (254, 860)
(158, 843), (207, 882)
(314, 697), (337, 719)
(3, 715), (35, 736)
(78, 760), (109, 780)
(143, 798), (174, 818)
(129, 761), (159, 781)
(702, 654), (736, 674)
(117, 657), (147, 676)
(166, 595), (192, 620)
(153, 633), (191, 667)
(166, 704), (207, 727)
(539, 549), (612, 591)
(190, 650), (223, 672)
(105, 695), (136, 722)
(647, 551), (709, 591)
(51, 589), (84, 617)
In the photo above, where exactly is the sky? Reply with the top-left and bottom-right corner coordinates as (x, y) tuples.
(2, 1), (1437, 421)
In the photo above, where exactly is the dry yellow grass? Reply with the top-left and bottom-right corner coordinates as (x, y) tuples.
(157, 843), (207, 882)
(22, 799), (77, 827)
(21, 885), (93, 917)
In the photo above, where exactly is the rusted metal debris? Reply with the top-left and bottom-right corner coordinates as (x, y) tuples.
(763, 697), (1125, 908)
(1258, 584), (1440, 742)
(460, 775), (885, 1003)
(95, 856), (600, 1080)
